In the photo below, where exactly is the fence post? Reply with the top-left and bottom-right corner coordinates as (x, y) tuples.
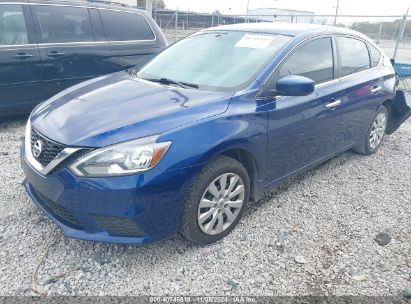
(393, 23), (398, 40)
(211, 14), (214, 27)
(187, 11), (189, 30)
(333, 0), (340, 25)
(175, 10), (178, 42)
(377, 21), (383, 45)
(393, 14), (407, 60)
(145, 0), (153, 17)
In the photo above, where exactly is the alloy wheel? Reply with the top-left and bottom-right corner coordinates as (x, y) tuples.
(197, 173), (245, 235)
(369, 112), (387, 150)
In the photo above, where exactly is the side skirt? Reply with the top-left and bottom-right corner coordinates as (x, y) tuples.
(258, 143), (357, 200)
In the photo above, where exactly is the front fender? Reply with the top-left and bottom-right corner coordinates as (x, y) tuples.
(157, 103), (268, 183)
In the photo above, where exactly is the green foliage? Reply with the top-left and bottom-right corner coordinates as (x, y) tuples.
(137, 0), (145, 8)
(350, 19), (411, 41)
(153, 0), (166, 9)
(137, 0), (165, 9)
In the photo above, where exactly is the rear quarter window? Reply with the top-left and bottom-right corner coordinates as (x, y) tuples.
(99, 9), (155, 41)
(367, 43), (381, 67)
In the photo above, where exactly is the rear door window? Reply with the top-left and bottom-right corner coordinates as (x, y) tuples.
(278, 37), (334, 84)
(34, 5), (94, 43)
(0, 4), (29, 45)
(337, 37), (370, 76)
(99, 9), (155, 41)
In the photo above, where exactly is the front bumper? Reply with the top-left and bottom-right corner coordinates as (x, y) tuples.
(22, 146), (203, 244)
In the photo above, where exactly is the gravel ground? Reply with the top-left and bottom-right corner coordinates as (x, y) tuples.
(0, 100), (410, 297)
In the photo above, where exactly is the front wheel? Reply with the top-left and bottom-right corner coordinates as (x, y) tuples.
(180, 156), (250, 245)
(352, 106), (388, 155)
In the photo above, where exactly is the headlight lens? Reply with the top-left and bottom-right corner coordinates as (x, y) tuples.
(69, 136), (171, 177)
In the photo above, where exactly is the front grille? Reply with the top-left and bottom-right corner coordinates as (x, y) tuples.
(36, 190), (82, 229)
(93, 215), (144, 237)
(31, 129), (66, 167)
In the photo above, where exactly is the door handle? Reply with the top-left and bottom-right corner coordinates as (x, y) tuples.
(371, 86), (382, 93)
(14, 53), (34, 60)
(47, 51), (66, 58)
(325, 99), (342, 109)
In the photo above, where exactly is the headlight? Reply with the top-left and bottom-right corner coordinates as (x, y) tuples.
(69, 136), (171, 177)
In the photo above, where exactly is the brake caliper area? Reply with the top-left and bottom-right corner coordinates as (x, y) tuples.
(386, 90), (411, 135)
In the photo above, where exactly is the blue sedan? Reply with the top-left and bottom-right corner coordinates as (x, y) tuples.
(21, 23), (410, 244)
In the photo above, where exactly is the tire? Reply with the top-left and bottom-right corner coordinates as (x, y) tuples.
(352, 106), (388, 155)
(180, 156), (250, 245)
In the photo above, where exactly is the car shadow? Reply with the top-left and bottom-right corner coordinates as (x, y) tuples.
(249, 150), (359, 211)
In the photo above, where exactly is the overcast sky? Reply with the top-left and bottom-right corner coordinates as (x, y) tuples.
(163, 0), (410, 16)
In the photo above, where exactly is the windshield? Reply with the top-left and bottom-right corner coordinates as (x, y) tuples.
(137, 31), (292, 92)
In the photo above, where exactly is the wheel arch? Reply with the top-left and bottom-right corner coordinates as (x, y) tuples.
(211, 147), (264, 202)
(382, 99), (392, 112)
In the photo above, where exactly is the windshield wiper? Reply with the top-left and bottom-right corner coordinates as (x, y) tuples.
(144, 77), (199, 89)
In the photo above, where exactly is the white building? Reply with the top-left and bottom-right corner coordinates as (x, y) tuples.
(247, 8), (315, 23)
(112, 0), (138, 7)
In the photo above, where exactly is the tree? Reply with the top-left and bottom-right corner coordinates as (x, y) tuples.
(137, 0), (165, 10)
(153, 0), (165, 9)
(137, 0), (145, 8)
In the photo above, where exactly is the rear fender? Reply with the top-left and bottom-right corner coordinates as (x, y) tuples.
(386, 90), (411, 135)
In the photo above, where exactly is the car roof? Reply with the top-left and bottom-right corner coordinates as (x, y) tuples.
(204, 22), (367, 39)
(26, 0), (146, 12)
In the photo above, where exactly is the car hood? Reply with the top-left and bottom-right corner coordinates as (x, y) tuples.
(31, 72), (233, 147)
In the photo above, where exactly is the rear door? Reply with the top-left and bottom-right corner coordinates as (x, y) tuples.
(336, 36), (385, 146)
(98, 8), (163, 71)
(31, 3), (111, 99)
(0, 3), (44, 115)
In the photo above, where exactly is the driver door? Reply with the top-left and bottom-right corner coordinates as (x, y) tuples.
(264, 36), (345, 183)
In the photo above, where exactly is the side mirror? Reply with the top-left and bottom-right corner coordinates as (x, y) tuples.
(275, 75), (315, 96)
(390, 58), (395, 66)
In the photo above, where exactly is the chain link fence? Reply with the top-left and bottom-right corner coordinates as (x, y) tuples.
(153, 10), (411, 64)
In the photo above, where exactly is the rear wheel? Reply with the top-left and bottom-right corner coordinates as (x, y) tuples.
(180, 156), (250, 245)
(352, 106), (388, 155)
